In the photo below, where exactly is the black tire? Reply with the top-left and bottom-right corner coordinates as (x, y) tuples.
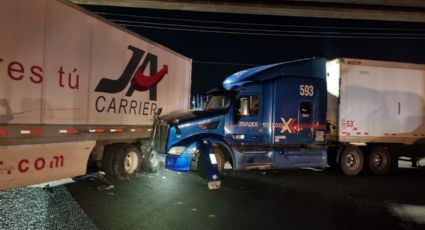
(340, 145), (364, 176)
(327, 146), (339, 169)
(141, 149), (160, 173)
(138, 139), (160, 173)
(213, 145), (225, 173)
(113, 144), (142, 180)
(197, 151), (208, 179)
(368, 146), (392, 175)
(102, 143), (123, 179)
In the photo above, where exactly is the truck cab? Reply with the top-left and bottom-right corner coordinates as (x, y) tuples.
(155, 58), (329, 173)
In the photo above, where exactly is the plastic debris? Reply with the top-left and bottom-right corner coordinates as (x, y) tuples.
(97, 185), (114, 191)
(208, 181), (221, 190)
(208, 214), (216, 218)
(191, 208), (198, 212)
(162, 176), (167, 180)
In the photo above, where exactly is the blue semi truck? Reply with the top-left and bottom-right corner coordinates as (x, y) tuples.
(150, 57), (425, 177)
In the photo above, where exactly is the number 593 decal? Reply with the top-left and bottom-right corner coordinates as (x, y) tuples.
(300, 84), (314, 96)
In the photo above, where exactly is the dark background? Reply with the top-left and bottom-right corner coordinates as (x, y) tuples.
(83, 5), (425, 96)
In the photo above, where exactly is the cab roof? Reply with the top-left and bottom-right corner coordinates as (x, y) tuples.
(223, 57), (326, 90)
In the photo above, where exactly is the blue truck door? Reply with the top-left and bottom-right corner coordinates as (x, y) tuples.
(231, 94), (262, 143)
(229, 94), (276, 170)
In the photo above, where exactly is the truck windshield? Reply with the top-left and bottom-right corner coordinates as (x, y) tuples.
(204, 95), (231, 111)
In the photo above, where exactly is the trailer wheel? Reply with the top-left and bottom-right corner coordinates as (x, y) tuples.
(142, 149), (160, 173)
(102, 143), (123, 178)
(340, 145), (364, 176)
(368, 146), (392, 175)
(117, 144), (141, 180)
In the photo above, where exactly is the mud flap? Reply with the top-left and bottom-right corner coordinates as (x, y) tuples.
(197, 140), (222, 190)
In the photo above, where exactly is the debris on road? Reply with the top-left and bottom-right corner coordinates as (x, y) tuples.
(97, 185), (114, 191)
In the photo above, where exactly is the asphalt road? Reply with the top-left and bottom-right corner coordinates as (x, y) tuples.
(2, 166), (425, 230)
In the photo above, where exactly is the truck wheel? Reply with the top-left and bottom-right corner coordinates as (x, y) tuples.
(197, 152), (208, 179)
(213, 145), (225, 173)
(102, 143), (123, 179)
(142, 149), (160, 173)
(112, 144), (142, 180)
(368, 146), (392, 175)
(340, 145), (364, 176)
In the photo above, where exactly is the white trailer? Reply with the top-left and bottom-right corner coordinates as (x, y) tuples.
(0, 0), (191, 190)
(326, 58), (425, 175)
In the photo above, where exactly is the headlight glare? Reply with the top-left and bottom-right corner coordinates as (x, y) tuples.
(168, 146), (186, 155)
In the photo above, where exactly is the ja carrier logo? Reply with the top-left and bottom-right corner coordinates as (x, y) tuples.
(94, 45), (168, 116)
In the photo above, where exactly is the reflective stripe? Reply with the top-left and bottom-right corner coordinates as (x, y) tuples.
(110, 128), (123, 133)
(59, 129), (78, 134)
(89, 129), (105, 133)
(130, 128), (142, 132)
(20, 129), (43, 135)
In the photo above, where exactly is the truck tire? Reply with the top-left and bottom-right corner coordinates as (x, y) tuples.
(213, 145), (225, 173)
(141, 149), (160, 173)
(103, 143), (141, 180)
(102, 143), (123, 179)
(368, 146), (392, 175)
(340, 145), (364, 176)
(327, 146), (339, 169)
(197, 152), (208, 179)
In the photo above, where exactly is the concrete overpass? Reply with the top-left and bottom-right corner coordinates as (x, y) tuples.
(72, 0), (425, 23)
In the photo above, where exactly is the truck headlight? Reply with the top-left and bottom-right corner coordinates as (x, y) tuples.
(168, 146), (186, 155)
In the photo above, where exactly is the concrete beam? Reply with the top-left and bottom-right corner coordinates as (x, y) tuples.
(71, 0), (425, 23)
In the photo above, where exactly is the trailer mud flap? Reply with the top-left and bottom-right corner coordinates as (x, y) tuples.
(0, 141), (95, 190)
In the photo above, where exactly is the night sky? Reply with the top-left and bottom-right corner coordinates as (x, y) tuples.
(83, 4), (425, 96)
